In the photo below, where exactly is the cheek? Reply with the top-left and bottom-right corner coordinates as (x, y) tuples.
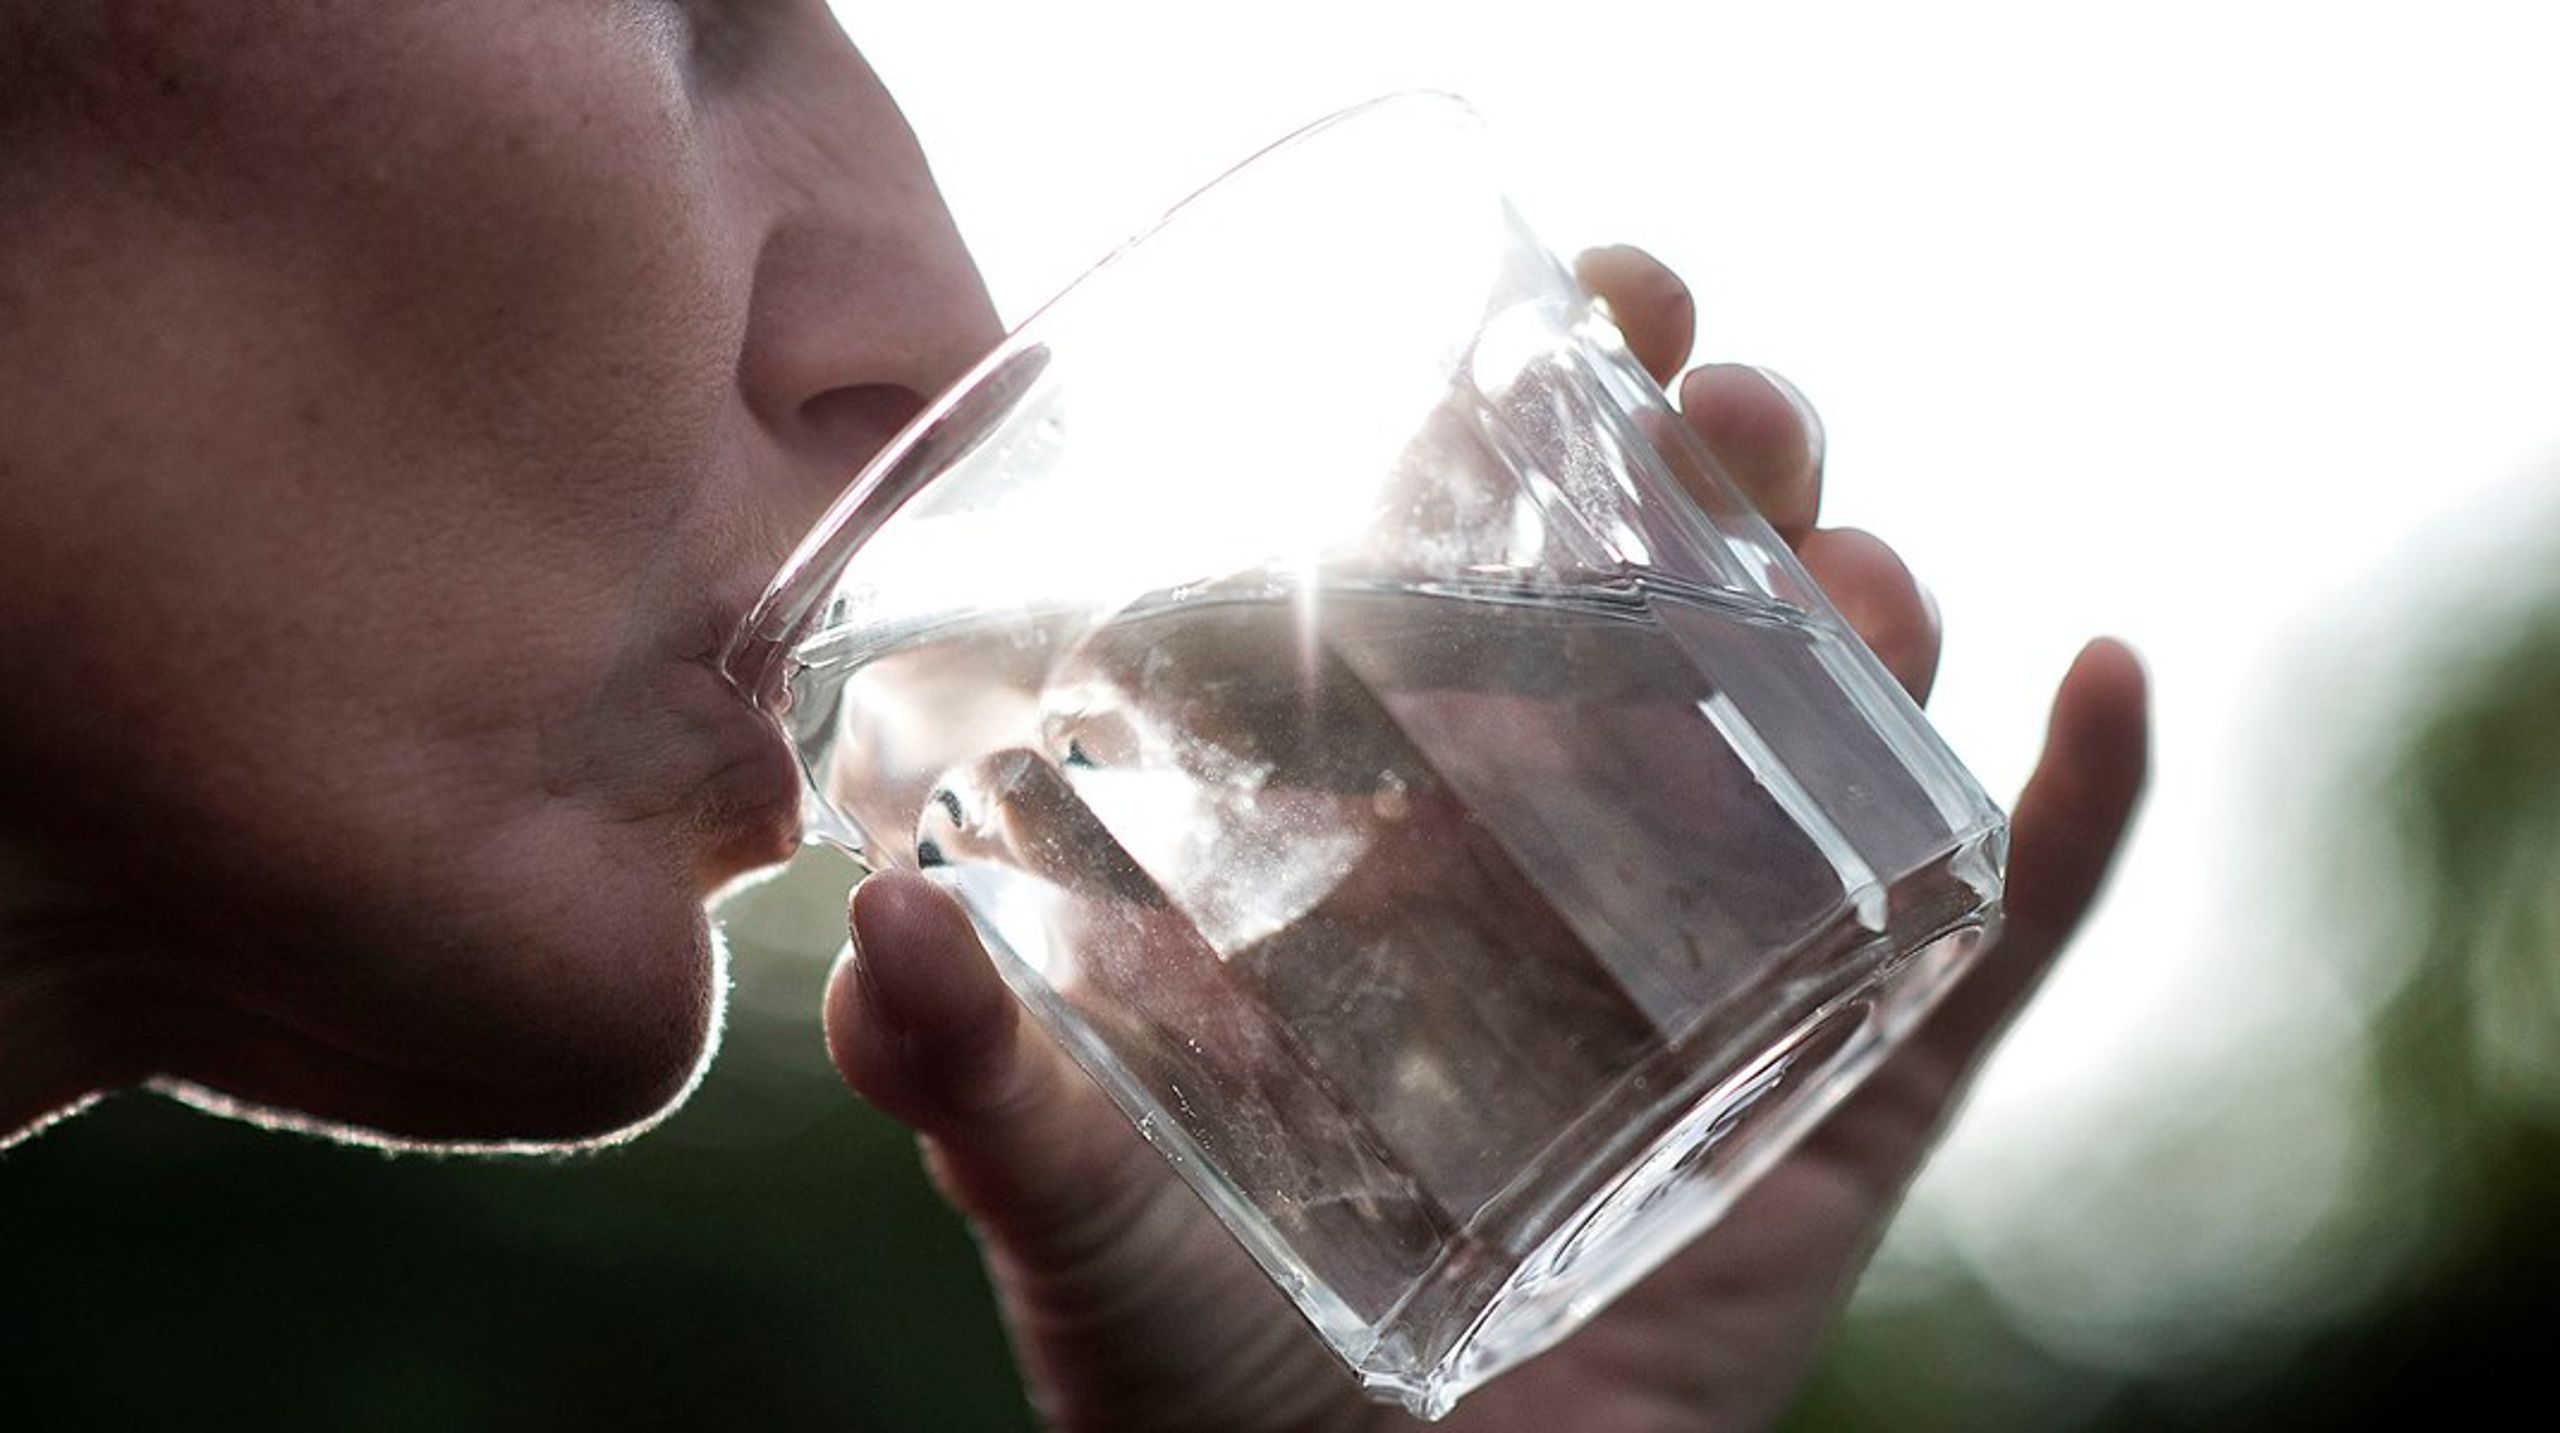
(118, 0), (743, 508)
(3, 2), (769, 1136)
(123, 2), (753, 742)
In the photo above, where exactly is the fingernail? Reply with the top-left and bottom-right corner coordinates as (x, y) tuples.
(1751, 365), (1826, 478)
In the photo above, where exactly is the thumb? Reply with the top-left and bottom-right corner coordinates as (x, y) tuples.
(823, 871), (1177, 1261)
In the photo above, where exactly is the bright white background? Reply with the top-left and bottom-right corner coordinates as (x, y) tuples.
(804, 0), (2560, 1372)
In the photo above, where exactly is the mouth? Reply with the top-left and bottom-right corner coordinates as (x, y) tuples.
(648, 577), (807, 879)
(679, 639), (806, 884)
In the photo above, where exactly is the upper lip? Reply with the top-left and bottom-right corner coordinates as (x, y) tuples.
(686, 579), (776, 698)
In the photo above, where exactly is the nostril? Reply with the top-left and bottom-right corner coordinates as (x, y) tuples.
(799, 382), (928, 468)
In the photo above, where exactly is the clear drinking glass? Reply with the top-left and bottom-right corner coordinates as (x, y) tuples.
(725, 93), (2006, 1419)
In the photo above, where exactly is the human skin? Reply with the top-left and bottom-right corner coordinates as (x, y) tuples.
(0, 2), (2149, 1427)
(0, 0), (1000, 1143)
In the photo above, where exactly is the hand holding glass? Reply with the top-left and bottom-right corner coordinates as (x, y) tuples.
(725, 95), (2006, 1419)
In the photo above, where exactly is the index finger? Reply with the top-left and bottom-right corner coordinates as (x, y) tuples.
(1575, 245), (1695, 386)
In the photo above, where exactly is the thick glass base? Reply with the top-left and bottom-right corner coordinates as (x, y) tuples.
(1355, 912), (1993, 1419)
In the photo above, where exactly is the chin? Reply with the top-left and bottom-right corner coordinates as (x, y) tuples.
(160, 893), (737, 1156)
(124, 703), (801, 1153)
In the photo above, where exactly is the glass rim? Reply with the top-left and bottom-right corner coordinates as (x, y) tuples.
(718, 89), (1489, 709)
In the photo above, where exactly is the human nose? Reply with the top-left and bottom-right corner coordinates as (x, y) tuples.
(723, 15), (1004, 496)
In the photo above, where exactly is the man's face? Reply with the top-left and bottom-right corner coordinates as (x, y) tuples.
(0, 1), (999, 1141)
